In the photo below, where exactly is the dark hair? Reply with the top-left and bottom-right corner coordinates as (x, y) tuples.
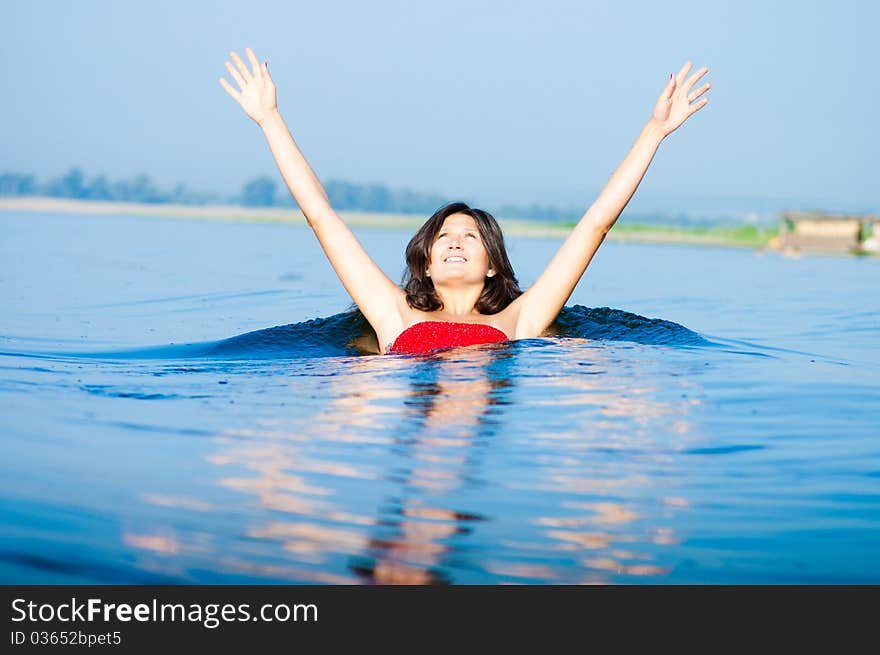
(402, 202), (522, 314)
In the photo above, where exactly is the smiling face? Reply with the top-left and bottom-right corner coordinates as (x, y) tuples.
(426, 213), (495, 285)
(403, 202), (522, 314)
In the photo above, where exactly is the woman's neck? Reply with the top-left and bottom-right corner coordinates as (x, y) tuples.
(432, 284), (484, 317)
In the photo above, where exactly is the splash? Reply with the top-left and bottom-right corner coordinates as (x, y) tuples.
(1, 306), (707, 361)
(550, 305), (708, 346)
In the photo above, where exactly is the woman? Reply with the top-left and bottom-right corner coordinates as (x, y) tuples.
(219, 48), (709, 355)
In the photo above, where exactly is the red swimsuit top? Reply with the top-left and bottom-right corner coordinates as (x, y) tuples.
(388, 321), (509, 355)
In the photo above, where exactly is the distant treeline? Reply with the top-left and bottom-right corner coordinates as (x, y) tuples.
(0, 169), (221, 205)
(0, 168), (583, 222)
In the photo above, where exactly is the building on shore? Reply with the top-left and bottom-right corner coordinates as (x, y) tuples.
(774, 211), (879, 255)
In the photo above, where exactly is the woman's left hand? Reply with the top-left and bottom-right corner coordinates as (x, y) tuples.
(650, 61), (710, 137)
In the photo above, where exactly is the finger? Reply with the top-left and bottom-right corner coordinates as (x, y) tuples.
(687, 82), (710, 103)
(219, 77), (241, 102)
(683, 66), (709, 93)
(245, 47), (261, 78)
(230, 51), (252, 80)
(676, 61), (693, 86)
(225, 61), (246, 90)
(663, 72), (676, 100)
(262, 60), (273, 83)
(688, 97), (709, 115)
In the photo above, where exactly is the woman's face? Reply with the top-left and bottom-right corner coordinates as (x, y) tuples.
(427, 213), (495, 285)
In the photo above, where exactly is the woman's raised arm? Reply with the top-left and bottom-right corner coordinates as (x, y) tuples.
(504, 62), (711, 339)
(219, 48), (406, 339)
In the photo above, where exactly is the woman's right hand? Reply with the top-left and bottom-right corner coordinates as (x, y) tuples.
(219, 47), (277, 126)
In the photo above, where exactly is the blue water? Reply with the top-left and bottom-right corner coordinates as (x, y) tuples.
(1, 211), (878, 584)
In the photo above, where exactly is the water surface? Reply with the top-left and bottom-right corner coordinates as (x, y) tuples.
(1, 211), (878, 583)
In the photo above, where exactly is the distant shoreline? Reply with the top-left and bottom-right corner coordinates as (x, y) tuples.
(0, 196), (775, 249)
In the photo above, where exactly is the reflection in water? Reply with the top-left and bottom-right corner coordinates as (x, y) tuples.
(130, 340), (701, 584)
(352, 347), (515, 583)
(507, 346), (700, 583)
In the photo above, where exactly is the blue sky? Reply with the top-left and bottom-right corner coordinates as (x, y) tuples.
(2, 0), (877, 214)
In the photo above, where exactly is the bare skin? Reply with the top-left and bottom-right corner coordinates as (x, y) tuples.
(220, 48), (710, 354)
